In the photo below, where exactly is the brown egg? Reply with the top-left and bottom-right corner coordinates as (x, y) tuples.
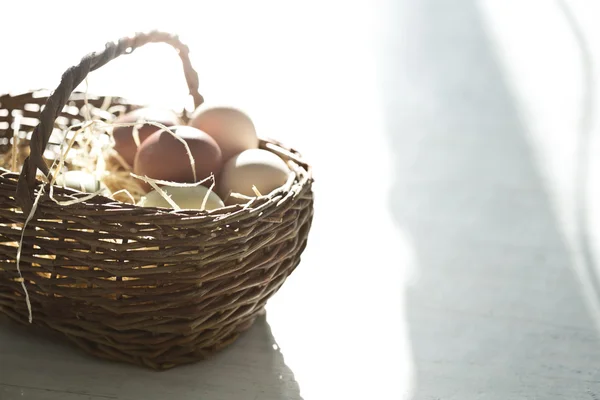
(133, 126), (222, 187)
(188, 105), (258, 161)
(218, 149), (290, 204)
(112, 107), (181, 166)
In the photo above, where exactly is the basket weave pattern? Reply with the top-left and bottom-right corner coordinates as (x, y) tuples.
(0, 32), (314, 370)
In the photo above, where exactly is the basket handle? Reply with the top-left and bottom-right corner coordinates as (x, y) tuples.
(16, 30), (203, 214)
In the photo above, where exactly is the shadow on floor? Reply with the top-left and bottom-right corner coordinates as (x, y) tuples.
(0, 312), (300, 400)
(378, 0), (600, 398)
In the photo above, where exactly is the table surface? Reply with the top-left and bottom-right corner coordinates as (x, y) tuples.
(2, 1), (600, 399)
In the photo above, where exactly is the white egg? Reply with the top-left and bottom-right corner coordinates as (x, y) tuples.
(139, 185), (225, 211)
(55, 171), (108, 194)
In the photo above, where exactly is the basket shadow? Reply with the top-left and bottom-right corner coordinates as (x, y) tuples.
(0, 311), (301, 400)
(380, 0), (600, 398)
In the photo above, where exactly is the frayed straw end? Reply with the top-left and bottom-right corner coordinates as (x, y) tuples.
(16, 182), (45, 324)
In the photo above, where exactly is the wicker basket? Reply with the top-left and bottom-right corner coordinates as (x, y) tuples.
(0, 31), (314, 370)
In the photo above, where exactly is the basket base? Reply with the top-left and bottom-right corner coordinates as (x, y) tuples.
(1, 305), (264, 371)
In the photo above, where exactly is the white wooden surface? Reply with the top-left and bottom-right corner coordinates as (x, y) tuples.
(2, 0), (600, 399)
